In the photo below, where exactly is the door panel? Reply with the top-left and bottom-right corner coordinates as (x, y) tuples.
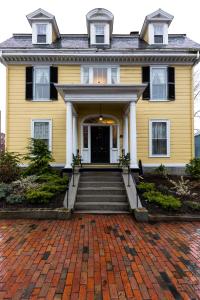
(91, 126), (110, 163)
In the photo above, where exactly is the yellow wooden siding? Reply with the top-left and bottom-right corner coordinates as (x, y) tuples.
(6, 64), (193, 166)
(7, 65), (80, 164)
(121, 65), (193, 164)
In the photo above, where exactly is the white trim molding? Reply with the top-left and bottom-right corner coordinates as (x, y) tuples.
(143, 163), (186, 167)
(55, 84), (146, 103)
(32, 22), (52, 45)
(149, 119), (170, 158)
(81, 65), (120, 84)
(31, 119), (52, 151)
(33, 66), (50, 101)
(80, 114), (120, 164)
(150, 66), (168, 101)
(1, 51), (198, 66)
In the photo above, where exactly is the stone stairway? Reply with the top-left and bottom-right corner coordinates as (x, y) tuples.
(74, 171), (130, 213)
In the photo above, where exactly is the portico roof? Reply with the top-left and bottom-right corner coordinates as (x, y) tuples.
(55, 84), (147, 103)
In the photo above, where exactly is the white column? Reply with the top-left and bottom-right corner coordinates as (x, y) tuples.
(65, 101), (73, 168)
(123, 115), (129, 155)
(129, 101), (138, 168)
(73, 114), (78, 155)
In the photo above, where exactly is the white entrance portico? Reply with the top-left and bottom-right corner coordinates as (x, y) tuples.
(56, 84), (147, 169)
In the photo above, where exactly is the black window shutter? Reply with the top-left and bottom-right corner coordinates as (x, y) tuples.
(142, 66), (150, 100)
(26, 67), (33, 100)
(50, 66), (58, 100)
(168, 67), (175, 100)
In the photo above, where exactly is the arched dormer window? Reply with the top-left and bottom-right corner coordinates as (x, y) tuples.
(86, 8), (114, 48)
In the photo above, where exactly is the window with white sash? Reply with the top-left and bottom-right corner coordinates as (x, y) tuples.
(82, 66), (119, 84)
(34, 67), (50, 100)
(151, 67), (167, 100)
(36, 24), (47, 43)
(149, 120), (170, 157)
(95, 24), (105, 44)
(31, 120), (52, 151)
(153, 24), (164, 44)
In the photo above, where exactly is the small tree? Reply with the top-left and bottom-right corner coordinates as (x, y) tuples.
(186, 158), (200, 179)
(0, 150), (21, 183)
(24, 139), (54, 175)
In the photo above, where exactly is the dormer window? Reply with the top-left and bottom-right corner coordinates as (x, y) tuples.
(27, 8), (60, 45)
(86, 8), (114, 48)
(154, 24), (164, 44)
(140, 9), (173, 45)
(95, 24), (105, 44)
(36, 24), (47, 43)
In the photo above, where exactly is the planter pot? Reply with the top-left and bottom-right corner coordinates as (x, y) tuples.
(73, 166), (80, 174)
(122, 167), (129, 174)
(134, 208), (149, 222)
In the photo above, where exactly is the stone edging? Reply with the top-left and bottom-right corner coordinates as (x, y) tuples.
(148, 213), (200, 222)
(0, 208), (71, 220)
(133, 208), (200, 222)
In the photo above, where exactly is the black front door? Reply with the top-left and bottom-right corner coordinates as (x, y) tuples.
(91, 126), (110, 163)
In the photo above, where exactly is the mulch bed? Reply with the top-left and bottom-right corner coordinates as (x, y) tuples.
(137, 174), (200, 215)
(0, 192), (65, 211)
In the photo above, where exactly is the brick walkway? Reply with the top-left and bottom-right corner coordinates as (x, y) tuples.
(0, 215), (199, 300)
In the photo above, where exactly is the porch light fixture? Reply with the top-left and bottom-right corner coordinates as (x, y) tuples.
(99, 104), (103, 121)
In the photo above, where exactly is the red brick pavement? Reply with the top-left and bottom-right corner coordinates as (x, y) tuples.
(0, 214), (199, 299)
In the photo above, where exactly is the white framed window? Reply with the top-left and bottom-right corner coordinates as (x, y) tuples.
(32, 23), (52, 45)
(31, 119), (52, 151)
(150, 67), (167, 100)
(34, 66), (50, 100)
(81, 66), (119, 84)
(153, 24), (164, 44)
(148, 23), (168, 45)
(95, 24), (105, 44)
(36, 24), (47, 43)
(149, 120), (170, 157)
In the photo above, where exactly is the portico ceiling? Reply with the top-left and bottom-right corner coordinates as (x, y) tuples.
(55, 84), (147, 103)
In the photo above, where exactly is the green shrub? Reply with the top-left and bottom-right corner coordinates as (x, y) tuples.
(24, 139), (54, 175)
(26, 190), (54, 204)
(143, 190), (181, 210)
(184, 201), (200, 211)
(186, 158), (200, 179)
(11, 175), (40, 193)
(154, 164), (168, 177)
(0, 183), (12, 200)
(137, 182), (155, 193)
(37, 174), (68, 185)
(6, 194), (24, 204)
(40, 184), (67, 193)
(0, 151), (21, 183)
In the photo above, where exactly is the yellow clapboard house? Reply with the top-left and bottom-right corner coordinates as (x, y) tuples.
(0, 8), (199, 174)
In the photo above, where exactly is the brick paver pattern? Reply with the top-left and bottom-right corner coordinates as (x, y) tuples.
(0, 215), (199, 300)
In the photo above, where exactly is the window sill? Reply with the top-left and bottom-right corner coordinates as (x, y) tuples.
(148, 99), (174, 102)
(32, 99), (52, 102)
(33, 42), (50, 45)
(149, 155), (170, 158)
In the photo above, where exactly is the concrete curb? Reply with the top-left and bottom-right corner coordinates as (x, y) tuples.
(0, 208), (71, 220)
(148, 213), (200, 222)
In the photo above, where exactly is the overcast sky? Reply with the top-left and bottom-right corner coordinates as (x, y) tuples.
(0, 0), (200, 133)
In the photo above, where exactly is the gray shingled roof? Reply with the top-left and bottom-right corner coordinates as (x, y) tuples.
(0, 34), (200, 50)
